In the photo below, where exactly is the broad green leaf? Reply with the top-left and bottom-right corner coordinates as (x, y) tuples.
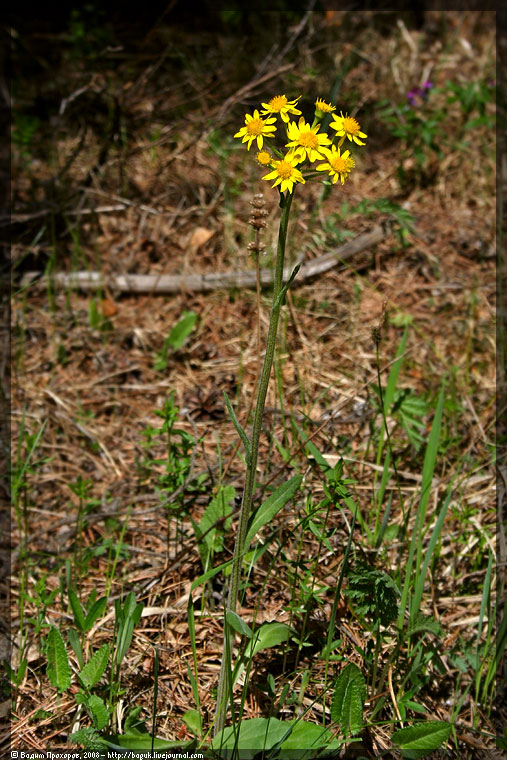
(330, 663), (366, 736)
(84, 596), (107, 631)
(182, 708), (202, 737)
(86, 694), (110, 731)
(168, 310), (197, 350)
(392, 721), (452, 759)
(226, 610), (253, 639)
(46, 626), (71, 692)
(244, 475), (302, 549)
(211, 717), (288, 758)
(232, 622), (292, 689)
(278, 719), (333, 751)
(244, 622), (292, 659)
(103, 734), (196, 750)
(79, 643), (110, 689)
(68, 590), (86, 631)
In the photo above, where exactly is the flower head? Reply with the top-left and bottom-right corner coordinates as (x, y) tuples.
(234, 110), (277, 151)
(261, 94), (302, 123)
(315, 98), (336, 119)
(330, 111), (367, 146)
(316, 145), (355, 185)
(285, 116), (332, 163)
(256, 149), (273, 166)
(262, 153), (306, 194)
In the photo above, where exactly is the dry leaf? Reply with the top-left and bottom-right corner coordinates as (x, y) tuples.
(188, 227), (215, 252)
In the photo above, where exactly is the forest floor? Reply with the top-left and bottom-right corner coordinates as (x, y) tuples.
(7, 9), (500, 758)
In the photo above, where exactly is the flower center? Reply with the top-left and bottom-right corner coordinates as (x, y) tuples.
(257, 150), (271, 165)
(330, 155), (349, 173)
(342, 116), (360, 135)
(277, 160), (294, 179)
(246, 118), (265, 136)
(268, 95), (288, 112)
(298, 130), (319, 148)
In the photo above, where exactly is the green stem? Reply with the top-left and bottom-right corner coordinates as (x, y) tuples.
(214, 189), (294, 736)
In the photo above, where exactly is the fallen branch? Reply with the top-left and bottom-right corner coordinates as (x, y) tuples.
(20, 221), (393, 295)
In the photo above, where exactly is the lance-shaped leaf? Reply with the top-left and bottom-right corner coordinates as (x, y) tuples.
(79, 643), (110, 690)
(331, 663), (366, 736)
(392, 721), (452, 759)
(244, 475), (302, 549)
(46, 626), (72, 692)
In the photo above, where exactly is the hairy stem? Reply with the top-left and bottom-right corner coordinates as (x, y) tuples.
(214, 189), (294, 736)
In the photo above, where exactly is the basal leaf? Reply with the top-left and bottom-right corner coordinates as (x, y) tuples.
(168, 311), (197, 351)
(79, 643), (110, 689)
(392, 721), (452, 759)
(86, 694), (110, 731)
(331, 663), (366, 736)
(84, 596), (107, 631)
(46, 626), (72, 692)
(244, 622), (292, 659)
(211, 717), (288, 759)
(68, 589), (86, 631)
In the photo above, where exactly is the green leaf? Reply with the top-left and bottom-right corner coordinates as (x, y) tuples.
(226, 610), (253, 639)
(223, 392), (251, 464)
(330, 663), (366, 736)
(115, 592), (143, 667)
(244, 622), (292, 659)
(232, 623), (292, 689)
(195, 485), (235, 568)
(79, 643), (110, 689)
(46, 626), (71, 692)
(85, 694), (110, 731)
(84, 596), (107, 631)
(182, 708), (202, 737)
(168, 310), (197, 350)
(278, 719), (336, 752)
(211, 717), (289, 758)
(244, 475), (302, 549)
(69, 727), (108, 750)
(103, 734), (196, 751)
(392, 721), (452, 758)
(68, 590), (86, 631)
(408, 614), (443, 638)
(190, 557), (234, 592)
(67, 628), (84, 670)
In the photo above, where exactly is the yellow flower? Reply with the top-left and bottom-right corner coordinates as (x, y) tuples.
(285, 116), (332, 162)
(256, 149), (273, 166)
(316, 145), (355, 184)
(330, 111), (367, 146)
(234, 110), (277, 151)
(262, 154), (306, 194)
(261, 94), (302, 123)
(315, 98), (336, 118)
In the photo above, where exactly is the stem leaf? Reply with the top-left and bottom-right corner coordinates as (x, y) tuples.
(223, 391), (251, 464)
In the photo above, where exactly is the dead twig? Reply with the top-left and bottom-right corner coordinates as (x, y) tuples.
(20, 222), (392, 294)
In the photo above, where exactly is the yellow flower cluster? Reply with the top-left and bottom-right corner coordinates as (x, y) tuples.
(234, 95), (367, 193)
